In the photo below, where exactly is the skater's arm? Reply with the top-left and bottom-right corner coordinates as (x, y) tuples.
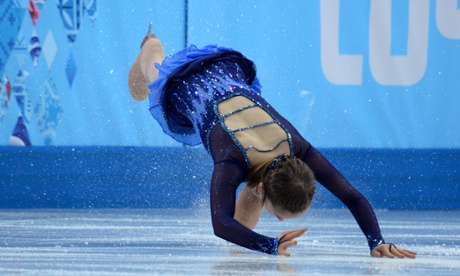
(234, 185), (264, 230)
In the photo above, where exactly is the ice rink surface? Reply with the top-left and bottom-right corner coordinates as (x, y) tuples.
(0, 208), (459, 275)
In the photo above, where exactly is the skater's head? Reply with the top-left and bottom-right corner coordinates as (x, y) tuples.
(247, 154), (316, 219)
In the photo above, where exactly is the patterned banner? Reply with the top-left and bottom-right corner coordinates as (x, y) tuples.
(1, 0), (97, 145)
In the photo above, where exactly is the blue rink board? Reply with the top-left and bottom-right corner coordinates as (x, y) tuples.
(0, 208), (459, 275)
(0, 146), (459, 209)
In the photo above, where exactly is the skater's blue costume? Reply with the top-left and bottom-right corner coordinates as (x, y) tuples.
(148, 45), (385, 254)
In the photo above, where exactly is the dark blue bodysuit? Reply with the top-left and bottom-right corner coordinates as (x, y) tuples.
(148, 45), (385, 254)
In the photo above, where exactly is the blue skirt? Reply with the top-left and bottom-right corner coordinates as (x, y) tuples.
(148, 45), (261, 146)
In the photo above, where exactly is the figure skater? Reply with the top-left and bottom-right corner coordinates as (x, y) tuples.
(128, 26), (416, 258)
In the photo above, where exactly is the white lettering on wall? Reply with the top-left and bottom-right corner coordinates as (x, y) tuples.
(320, 0), (457, 86)
(369, 0), (429, 85)
(436, 0), (460, 39)
(320, 0), (363, 85)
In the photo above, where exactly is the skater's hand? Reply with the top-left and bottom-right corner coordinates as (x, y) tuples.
(277, 228), (308, 256)
(371, 243), (417, 258)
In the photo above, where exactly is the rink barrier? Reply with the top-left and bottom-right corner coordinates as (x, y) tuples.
(0, 146), (459, 209)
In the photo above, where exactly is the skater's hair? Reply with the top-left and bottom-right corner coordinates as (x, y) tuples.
(246, 155), (315, 214)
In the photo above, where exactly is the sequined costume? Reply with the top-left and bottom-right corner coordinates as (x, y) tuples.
(148, 45), (385, 254)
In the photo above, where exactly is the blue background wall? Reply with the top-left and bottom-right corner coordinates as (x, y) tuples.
(2, 0), (459, 148)
(1, 0), (459, 209)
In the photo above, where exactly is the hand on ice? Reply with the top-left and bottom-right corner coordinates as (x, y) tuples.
(277, 228), (308, 257)
(371, 243), (417, 259)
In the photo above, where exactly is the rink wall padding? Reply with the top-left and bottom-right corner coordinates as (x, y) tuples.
(1, 146), (459, 209)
